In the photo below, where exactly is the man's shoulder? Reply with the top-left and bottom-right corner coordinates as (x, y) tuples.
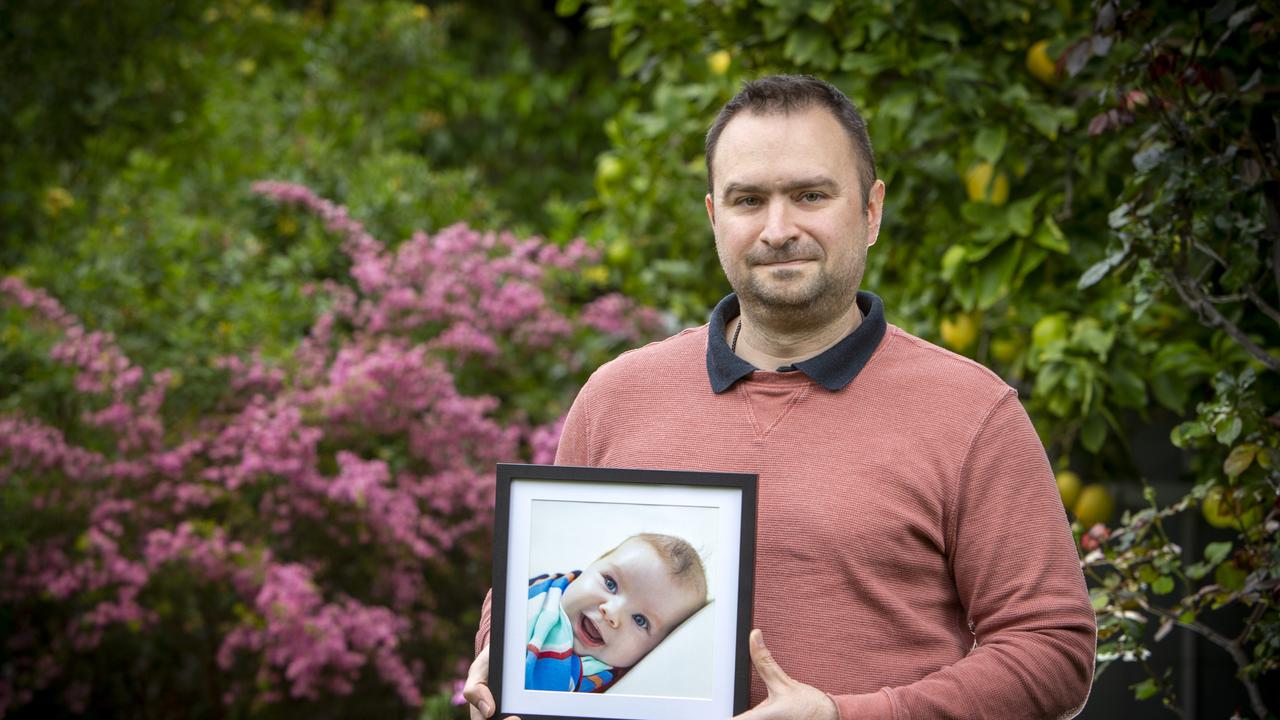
(588, 324), (709, 385)
(877, 324), (1014, 401)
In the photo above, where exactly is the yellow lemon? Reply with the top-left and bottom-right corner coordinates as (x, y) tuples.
(1202, 486), (1263, 529)
(1073, 484), (1114, 527)
(1055, 470), (1082, 509)
(963, 162), (1010, 205)
(606, 238), (632, 265)
(990, 336), (1022, 364)
(940, 313), (980, 352)
(596, 154), (624, 184)
(707, 50), (732, 76)
(41, 186), (75, 217)
(1026, 40), (1058, 86)
(1031, 313), (1070, 349)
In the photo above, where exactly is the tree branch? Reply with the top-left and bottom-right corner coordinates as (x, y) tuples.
(1139, 597), (1272, 720)
(1246, 286), (1280, 327)
(1164, 271), (1280, 370)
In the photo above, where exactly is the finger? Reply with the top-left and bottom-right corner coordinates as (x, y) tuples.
(466, 644), (490, 683)
(748, 629), (793, 692)
(462, 683), (495, 719)
(463, 644), (495, 718)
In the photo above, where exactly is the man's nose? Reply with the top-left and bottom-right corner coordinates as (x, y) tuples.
(760, 198), (798, 248)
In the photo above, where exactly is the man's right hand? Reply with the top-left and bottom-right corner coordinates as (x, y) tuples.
(463, 644), (521, 720)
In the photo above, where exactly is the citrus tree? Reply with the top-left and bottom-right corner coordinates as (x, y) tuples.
(564, 0), (1279, 714)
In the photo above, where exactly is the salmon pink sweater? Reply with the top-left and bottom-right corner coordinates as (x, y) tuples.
(478, 319), (1095, 719)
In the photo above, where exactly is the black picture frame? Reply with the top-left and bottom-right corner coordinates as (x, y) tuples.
(489, 463), (758, 720)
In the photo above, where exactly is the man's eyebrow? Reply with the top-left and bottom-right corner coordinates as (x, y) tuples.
(720, 177), (840, 201)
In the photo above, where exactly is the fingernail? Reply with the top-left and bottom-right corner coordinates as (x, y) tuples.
(754, 630), (765, 648)
(479, 701), (491, 716)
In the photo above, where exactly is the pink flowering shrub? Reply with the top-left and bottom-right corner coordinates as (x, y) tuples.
(0, 183), (664, 717)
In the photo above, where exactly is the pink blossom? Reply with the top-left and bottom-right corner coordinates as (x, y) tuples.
(0, 183), (663, 716)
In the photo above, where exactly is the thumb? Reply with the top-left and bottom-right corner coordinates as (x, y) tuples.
(749, 629), (793, 693)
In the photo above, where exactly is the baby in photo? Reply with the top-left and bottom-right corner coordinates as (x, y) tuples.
(525, 532), (707, 692)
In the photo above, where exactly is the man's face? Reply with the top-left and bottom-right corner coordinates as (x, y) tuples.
(560, 538), (704, 668)
(705, 107), (884, 325)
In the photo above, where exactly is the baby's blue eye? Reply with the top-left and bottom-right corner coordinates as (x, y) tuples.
(633, 614), (649, 630)
(603, 575), (617, 592)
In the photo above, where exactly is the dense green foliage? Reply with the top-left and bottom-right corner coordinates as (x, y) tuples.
(2, 0), (1277, 717)
(574, 0), (1279, 715)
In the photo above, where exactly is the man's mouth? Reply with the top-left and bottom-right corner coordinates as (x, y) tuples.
(753, 256), (815, 269)
(577, 614), (605, 647)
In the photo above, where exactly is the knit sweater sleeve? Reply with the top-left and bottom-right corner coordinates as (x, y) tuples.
(833, 390), (1096, 720)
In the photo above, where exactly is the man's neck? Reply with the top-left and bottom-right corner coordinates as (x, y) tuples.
(729, 300), (863, 369)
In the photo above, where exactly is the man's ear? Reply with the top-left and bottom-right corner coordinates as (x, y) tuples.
(705, 193), (716, 228)
(864, 179), (886, 247)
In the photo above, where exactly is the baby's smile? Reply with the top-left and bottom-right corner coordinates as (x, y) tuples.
(576, 613), (605, 648)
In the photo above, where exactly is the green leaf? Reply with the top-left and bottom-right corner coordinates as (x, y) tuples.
(1107, 203), (1131, 230)
(1082, 412), (1106, 452)
(618, 40), (652, 77)
(1215, 416), (1243, 445)
(784, 26), (839, 70)
(1078, 243), (1129, 289)
(1223, 444), (1258, 478)
(1133, 141), (1169, 173)
(1090, 588), (1110, 611)
(1073, 320), (1115, 359)
(1137, 564), (1159, 584)
(920, 22), (961, 45)
(840, 52), (891, 74)
(974, 126), (1008, 164)
(1214, 561), (1247, 591)
(1032, 217), (1070, 253)
(1152, 576), (1174, 595)
(806, 0), (837, 23)
(1150, 374), (1189, 414)
(975, 242), (1020, 310)
(1024, 101), (1061, 140)
(1186, 561), (1211, 580)
(1005, 197), (1038, 237)
(1132, 678), (1159, 700)
(1108, 367), (1147, 408)
(1170, 420), (1208, 448)
(940, 245), (967, 280)
(1015, 244), (1049, 285)
(1204, 541), (1233, 565)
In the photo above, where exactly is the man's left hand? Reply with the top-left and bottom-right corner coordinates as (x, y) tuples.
(732, 629), (839, 720)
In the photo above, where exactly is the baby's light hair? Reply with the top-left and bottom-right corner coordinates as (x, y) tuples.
(603, 533), (708, 604)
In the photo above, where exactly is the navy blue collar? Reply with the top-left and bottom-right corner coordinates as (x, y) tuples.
(705, 291), (887, 393)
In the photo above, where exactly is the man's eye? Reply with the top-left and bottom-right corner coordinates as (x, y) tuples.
(603, 575), (617, 592)
(632, 614), (649, 630)
(800, 191), (824, 203)
(735, 196), (761, 207)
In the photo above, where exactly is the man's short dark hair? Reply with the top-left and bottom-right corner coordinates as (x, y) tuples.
(705, 74), (877, 206)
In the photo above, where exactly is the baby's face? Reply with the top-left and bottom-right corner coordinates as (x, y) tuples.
(560, 538), (704, 668)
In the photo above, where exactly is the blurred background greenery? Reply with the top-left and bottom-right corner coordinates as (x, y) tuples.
(2, 0), (1278, 717)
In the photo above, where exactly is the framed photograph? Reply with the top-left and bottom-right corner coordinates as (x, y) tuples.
(490, 463), (758, 720)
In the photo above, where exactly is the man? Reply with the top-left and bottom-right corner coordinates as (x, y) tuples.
(465, 74), (1095, 719)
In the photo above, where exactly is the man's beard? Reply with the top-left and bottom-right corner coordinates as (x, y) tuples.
(733, 249), (864, 331)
